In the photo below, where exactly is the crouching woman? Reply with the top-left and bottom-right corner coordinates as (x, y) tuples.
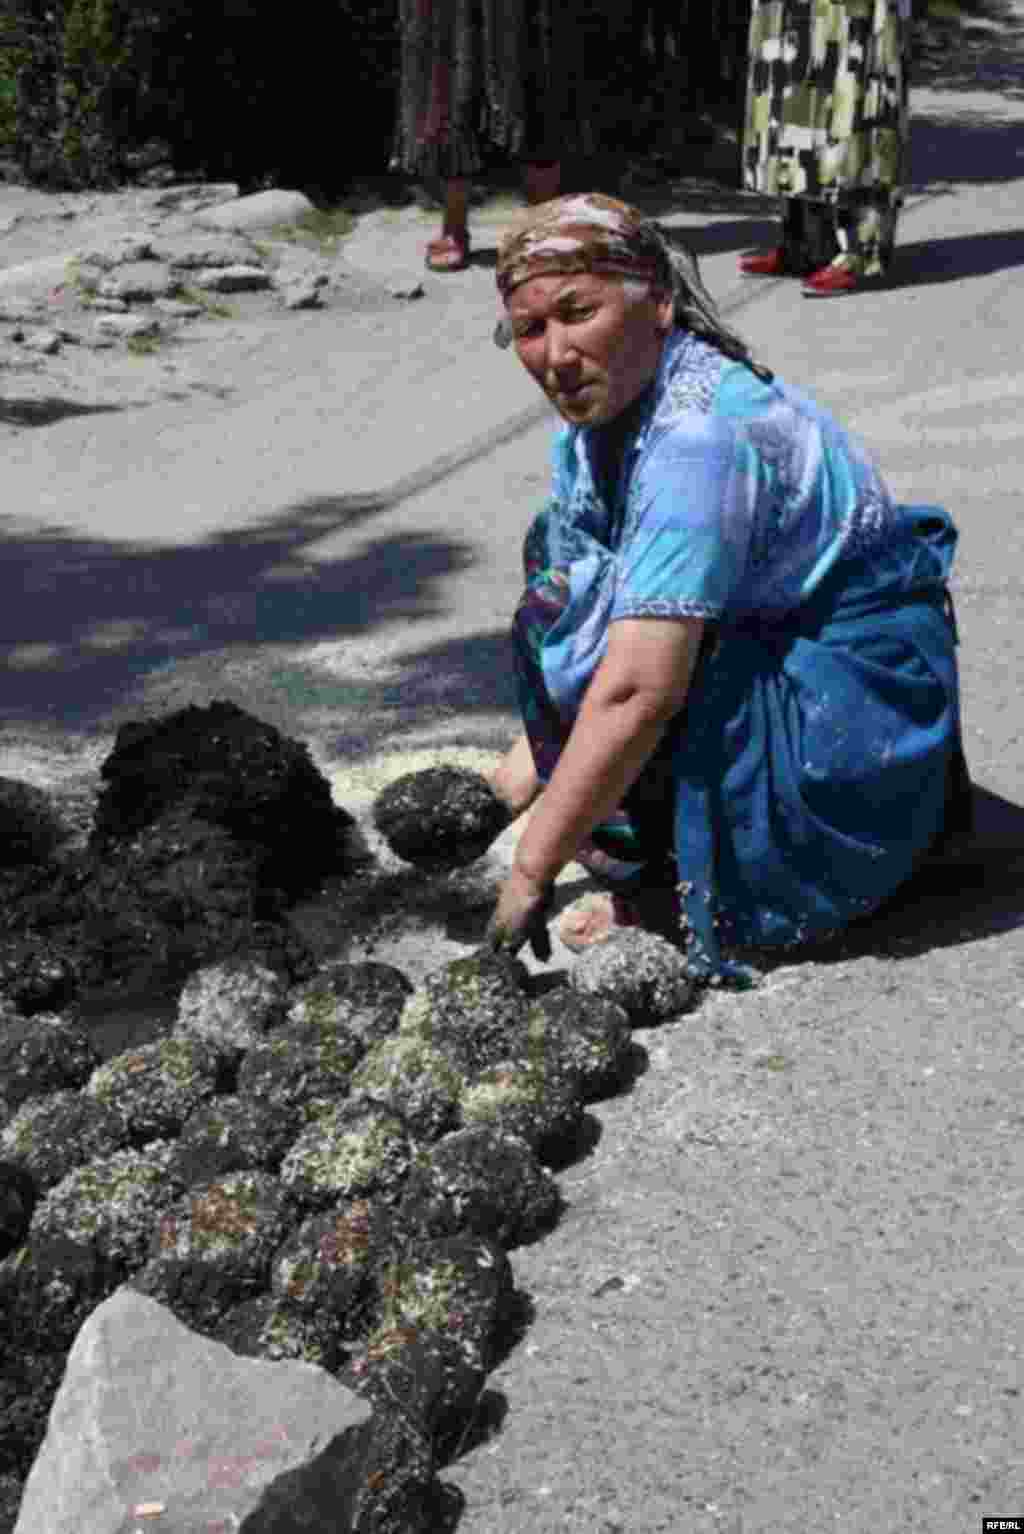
(485, 194), (969, 978)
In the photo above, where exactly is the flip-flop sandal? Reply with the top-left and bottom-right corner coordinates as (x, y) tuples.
(425, 231), (470, 273)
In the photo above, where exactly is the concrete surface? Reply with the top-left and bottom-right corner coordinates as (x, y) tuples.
(2, 9), (1024, 1531)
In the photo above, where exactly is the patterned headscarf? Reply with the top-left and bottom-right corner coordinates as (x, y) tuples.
(494, 191), (763, 375)
(496, 192), (668, 299)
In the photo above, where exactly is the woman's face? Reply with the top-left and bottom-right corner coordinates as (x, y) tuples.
(505, 271), (673, 428)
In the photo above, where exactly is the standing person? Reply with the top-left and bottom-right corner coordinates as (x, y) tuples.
(740, 0), (911, 295)
(483, 194), (969, 976)
(392, 0), (595, 273)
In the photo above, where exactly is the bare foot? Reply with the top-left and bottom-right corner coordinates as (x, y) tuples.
(558, 893), (636, 952)
(558, 886), (681, 953)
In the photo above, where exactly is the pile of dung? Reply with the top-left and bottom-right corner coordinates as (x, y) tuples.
(372, 767), (509, 872)
(0, 702), (360, 1002)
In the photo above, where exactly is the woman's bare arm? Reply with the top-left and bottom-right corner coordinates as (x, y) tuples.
(511, 616), (704, 887)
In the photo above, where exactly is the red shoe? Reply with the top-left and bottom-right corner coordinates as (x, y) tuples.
(802, 261), (860, 297)
(739, 246), (789, 277)
(425, 228), (470, 273)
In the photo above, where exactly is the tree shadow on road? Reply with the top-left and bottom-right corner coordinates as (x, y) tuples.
(909, 110), (1024, 191)
(885, 226), (1024, 287)
(0, 493), (495, 738)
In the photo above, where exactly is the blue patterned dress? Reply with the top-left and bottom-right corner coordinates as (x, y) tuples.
(514, 329), (964, 978)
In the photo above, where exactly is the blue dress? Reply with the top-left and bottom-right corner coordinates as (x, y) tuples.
(514, 329), (963, 978)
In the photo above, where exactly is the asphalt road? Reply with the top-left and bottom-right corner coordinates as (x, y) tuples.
(2, 10), (1023, 1532)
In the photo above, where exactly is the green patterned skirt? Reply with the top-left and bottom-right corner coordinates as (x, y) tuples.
(742, 0), (910, 275)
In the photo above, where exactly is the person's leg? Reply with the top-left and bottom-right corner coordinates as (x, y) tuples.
(523, 159), (560, 205)
(425, 177), (471, 271)
(739, 198), (801, 276)
(802, 198), (884, 295)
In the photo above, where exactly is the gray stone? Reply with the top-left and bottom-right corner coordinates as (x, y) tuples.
(149, 181), (240, 211)
(94, 313), (161, 340)
(153, 298), (202, 319)
(193, 264), (271, 293)
(197, 188), (316, 234)
(97, 261), (176, 302)
(139, 166), (178, 188)
(22, 329), (62, 356)
(389, 279), (425, 301)
(76, 233), (154, 268)
(90, 295), (129, 313)
(0, 300), (43, 325)
(13, 1286), (370, 1534)
(0, 256), (71, 303)
(280, 280), (324, 311)
(152, 232), (258, 270)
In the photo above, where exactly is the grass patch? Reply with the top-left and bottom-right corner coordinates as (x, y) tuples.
(261, 206), (355, 254)
(125, 333), (162, 356)
(64, 258), (99, 299)
(174, 285), (237, 320)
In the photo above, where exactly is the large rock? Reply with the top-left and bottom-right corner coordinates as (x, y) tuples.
(197, 188), (316, 234)
(13, 1286), (370, 1534)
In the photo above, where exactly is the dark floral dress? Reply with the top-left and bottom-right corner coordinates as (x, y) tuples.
(392, 0), (597, 180)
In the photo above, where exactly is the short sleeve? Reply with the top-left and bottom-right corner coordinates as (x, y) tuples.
(611, 414), (756, 623)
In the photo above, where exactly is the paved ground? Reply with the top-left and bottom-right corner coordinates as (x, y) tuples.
(2, 9), (1024, 1531)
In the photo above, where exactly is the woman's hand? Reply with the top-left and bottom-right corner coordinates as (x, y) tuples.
(486, 866), (554, 961)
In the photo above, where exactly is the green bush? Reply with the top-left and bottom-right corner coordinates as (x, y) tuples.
(4, 0), (400, 192)
(3, 1), (1007, 191)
